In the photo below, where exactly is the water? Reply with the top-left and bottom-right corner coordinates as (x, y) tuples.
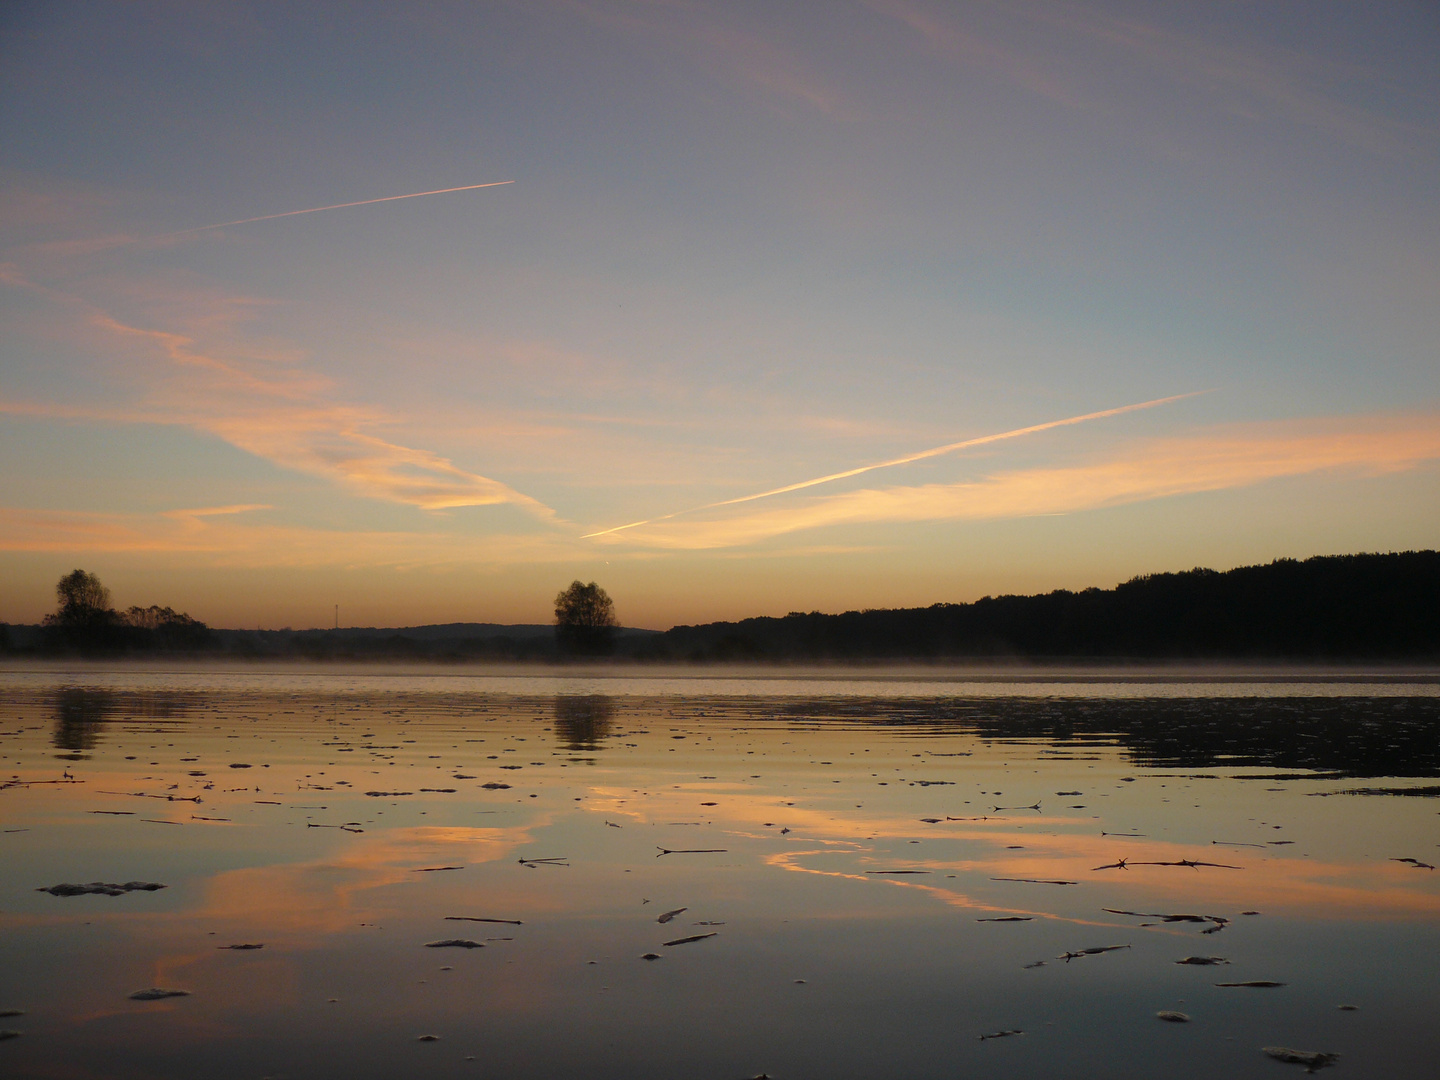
(1, 667), (1438, 1078)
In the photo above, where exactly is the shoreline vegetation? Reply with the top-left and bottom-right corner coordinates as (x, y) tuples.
(2, 551), (1436, 663)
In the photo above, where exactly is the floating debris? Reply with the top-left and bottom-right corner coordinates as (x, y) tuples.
(0, 1030), (20, 1041)
(481, 783), (511, 790)
(1059, 945), (1131, 961)
(992, 802), (1041, 812)
(518, 857), (569, 867)
(445, 917), (522, 925)
(1156, 1011), (1190, 1022)
(1023, 961), (1046, 969)
(1094, 859), (1242, 871)
(96, 790), (201, 803)
(641, 952), (662, 960)
(919, 818), (942, 824)
(1261, 1046), (1339, 1071)
(1337, 1004), (1358, 1011)
(424, 939), (484, 949)
(307, 822), (362, 833)
(0, 1011), (22, 1018)
(218, 943), (264, 950)
(1104, 909), (1229, 933)
(978, 1029), (1023, 1041)
(413, 866), (464, 873)
(662, 933), (717, 947)
(128, 988), (189, 1000)
(39, 881), (167, 897)
(363, 791), (413, 797)
(656, 848), (727, 857)
(418, 788), (457, 793)
(864, 869), (930, 875)
(1334, 785), (1440, 797)
(1175, 956), (1228, 965)
(657, 908), (687, 924)
(417, 1034), (440, 1042)
(1216, 981), (1285, 988)
(977, 916), (1033, 922)
(991, 877), (1077, 886)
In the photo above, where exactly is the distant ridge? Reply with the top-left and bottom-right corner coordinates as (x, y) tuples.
(658, 551), (1440, 661)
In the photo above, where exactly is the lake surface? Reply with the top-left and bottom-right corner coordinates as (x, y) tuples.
(2, 667), (1438, 1078)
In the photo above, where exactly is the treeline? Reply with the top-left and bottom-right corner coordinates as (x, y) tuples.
(658, 552), (1440, 661)
(7, 570), (213, 654)
(4, 552), (1436, 661)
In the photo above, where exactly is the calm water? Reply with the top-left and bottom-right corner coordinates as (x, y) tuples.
(2, 667), (1438, 1078)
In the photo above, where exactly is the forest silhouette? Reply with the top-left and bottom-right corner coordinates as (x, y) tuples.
(2, 551), (1436, 661)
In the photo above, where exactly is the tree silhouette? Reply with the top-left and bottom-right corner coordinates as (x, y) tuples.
(554, 580), (619, 655)
(44, 569), (120, 651)
(40, 571), (210, 653)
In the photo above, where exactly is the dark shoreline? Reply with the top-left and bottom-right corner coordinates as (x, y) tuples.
(7, 550), (1438, 664)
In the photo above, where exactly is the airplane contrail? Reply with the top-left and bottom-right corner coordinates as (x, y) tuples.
(167, 181), (515, 235)
(583, 391), (1209, 538)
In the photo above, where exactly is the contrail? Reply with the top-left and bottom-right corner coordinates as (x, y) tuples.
(167, 181), (515, 235)
(583, 391), (1208, 538)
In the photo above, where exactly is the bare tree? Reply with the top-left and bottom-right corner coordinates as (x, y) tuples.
(554, 580), (619, 656)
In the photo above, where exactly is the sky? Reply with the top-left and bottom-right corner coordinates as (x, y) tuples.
(2, 0), (1437, 630)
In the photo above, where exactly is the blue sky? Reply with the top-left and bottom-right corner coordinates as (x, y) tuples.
(2, 1), (1437, 628)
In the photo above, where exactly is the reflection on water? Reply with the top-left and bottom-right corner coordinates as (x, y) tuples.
(50, 689), (196, 758)
(0, 673), (1437, 1079)
(51, 688), (119, 755)
(775, 696), (1440, 777)
(553, 694), (615, 752)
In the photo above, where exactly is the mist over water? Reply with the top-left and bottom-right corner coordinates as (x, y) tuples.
(1, 669), (1437, 1078)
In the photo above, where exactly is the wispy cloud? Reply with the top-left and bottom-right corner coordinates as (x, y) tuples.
(596, 412), (1440, 550)
(585, 393), (1204, 537)
(162, 180), (515, 237)
(1, 268), (556, 518)
(0, 504), (581, 568)
(869, 0), (1435, 156)
(558, 0), (848, 117)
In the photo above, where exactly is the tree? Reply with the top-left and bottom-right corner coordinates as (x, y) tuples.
(44, 569), (119, 651)
(121, 605), (211, 650)
(554, 580), (619, 655)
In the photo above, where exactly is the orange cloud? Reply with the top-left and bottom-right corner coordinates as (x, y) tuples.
(0, 505), (583, 567)
(2, 268), (555, 518)
(598, 412), (1440, 549)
